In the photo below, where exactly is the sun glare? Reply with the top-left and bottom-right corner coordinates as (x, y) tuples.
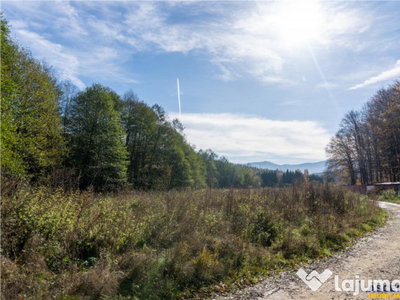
(272, 0), (324, 48)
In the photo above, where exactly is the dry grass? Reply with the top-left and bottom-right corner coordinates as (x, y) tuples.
(1, 179), (386, 299)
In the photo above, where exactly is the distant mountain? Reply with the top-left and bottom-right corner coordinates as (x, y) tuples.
(247, 160), (327, 174)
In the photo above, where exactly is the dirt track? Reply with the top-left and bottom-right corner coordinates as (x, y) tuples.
(210, 201), (400, 300)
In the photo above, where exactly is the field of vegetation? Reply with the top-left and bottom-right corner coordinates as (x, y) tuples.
(2, 180), (385, 300)
(377, 189), (400, 204)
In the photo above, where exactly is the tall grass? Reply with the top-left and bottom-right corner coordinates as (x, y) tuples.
(1, 180), (385, 300)
(378, 189), (400, 204)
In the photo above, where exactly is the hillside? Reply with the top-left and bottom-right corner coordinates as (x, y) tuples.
(247, 160), (327, 174)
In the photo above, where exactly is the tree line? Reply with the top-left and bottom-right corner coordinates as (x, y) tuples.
(0, 17), (256, 191)
(1, 16), (322, 191)
(326, 81), (400, 185)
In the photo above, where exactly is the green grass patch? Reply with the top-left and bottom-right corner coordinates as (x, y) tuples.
(378, 189), (400, 204)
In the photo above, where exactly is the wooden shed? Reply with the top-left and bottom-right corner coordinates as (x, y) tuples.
(375, 182), (400, 195)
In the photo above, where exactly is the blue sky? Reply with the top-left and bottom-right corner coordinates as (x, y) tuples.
(2, 0), (400, 164)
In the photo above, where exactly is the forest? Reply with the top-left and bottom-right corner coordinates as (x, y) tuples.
(326, 82), (400, 185)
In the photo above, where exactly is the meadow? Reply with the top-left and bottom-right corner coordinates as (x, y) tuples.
(1, 180), (386, 300)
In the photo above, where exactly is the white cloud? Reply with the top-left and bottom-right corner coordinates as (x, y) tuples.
(117, 1), (375, 84)
(6, 2), (140, 88)
(14, 29), (85, 89)
(170, 113), (330, 163)
(349, 59), (400, 90)
(6, 1), (88, 38)
(2, 1), (387, 89)
(122, 3), (286, 83)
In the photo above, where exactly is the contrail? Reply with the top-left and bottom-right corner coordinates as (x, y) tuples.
(177, 78), (181, 116)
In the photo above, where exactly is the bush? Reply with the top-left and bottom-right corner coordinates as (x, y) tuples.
(1, 181), (386, 299)
(378, 189), (400, 204)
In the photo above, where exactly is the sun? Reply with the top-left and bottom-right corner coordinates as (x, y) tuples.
(271, 0), (325, 48)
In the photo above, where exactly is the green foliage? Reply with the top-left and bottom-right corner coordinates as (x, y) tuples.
(260, 169), (279, 187)
(199, 150), (219, 188)
(1, 16), (65, 177)
(66, 84), (128, 191)
(121, 93), (206, 190)
(212, 158), (261, 188)
(281, 169), (303, 185)
(258, 168), (324, 188)
(2, 182), (386, 300)
(378, 189), (400, 204)
(251, 212), (279, 247)
(121, 93), (159, 188)
(1, 16), (24, 175)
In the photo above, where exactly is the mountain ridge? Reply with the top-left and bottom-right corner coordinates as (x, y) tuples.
(247, 160), (327, 174)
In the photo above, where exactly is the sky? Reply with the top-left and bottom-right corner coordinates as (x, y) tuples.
(2, 0), (400, 164)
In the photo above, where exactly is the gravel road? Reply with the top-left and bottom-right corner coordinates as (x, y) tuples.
(210, 201), (400, 300)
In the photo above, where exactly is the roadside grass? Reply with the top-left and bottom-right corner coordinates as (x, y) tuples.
(1, 180), (386, 300)
(377, 189), (400, 204)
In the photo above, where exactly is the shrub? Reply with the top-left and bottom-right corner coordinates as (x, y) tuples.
(1, 181), (386, 299)
(378, 189), (400, 203)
